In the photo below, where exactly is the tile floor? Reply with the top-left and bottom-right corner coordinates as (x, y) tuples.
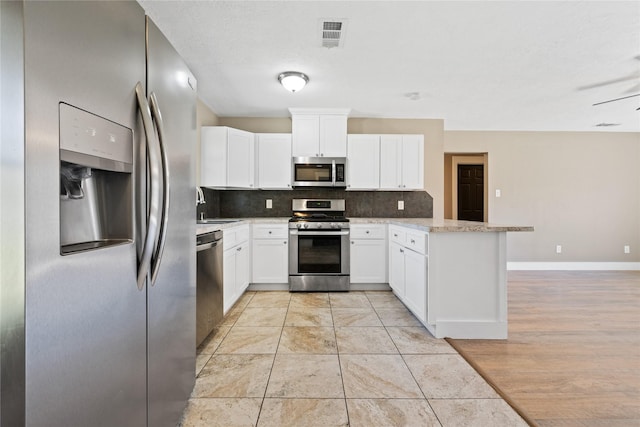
(182, 291), (527, 427)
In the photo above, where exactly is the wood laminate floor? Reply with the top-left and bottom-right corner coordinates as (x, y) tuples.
(449, 271), (640, 427)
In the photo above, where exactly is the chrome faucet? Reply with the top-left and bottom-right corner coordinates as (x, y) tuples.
(196, 186), (206, 206)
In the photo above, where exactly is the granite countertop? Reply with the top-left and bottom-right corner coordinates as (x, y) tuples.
(196, 217), (533, 234)
(349, 218), (534, 233)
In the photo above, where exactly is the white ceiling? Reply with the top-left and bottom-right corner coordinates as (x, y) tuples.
(139, 1), (640, 132)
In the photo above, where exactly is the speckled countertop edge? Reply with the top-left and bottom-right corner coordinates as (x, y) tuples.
(349, 217), (534, 233)
(197, 217), (533, 234)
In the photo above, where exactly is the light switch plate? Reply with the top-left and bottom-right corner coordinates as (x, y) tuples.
(398, 200), (404, 210)
(266, 199), (272, 209)
(624, 245), (630, 254)
(556, 245), (562, 254)
(495, 189), (501, 197)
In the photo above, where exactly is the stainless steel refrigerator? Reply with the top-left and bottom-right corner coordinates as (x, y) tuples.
(1, 1), (196, 425)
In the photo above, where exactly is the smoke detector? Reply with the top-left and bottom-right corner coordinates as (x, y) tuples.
(320, 19), (348, 48)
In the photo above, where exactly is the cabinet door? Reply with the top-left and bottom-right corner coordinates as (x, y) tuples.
(252, 239), (289, 283)
(227, 128), (254, 188)
(350, 239), (387, 283)
(200, 126), (227, 187)
(235, 242), (250, 294)
(404, 248), (427, 323)
(389, 242), (405, 297)
(401, 135), (424, 190)
(347, 135), (380, 190)
(379, 135), (402, 189)
(292, 115), (320, 157)
(319, 115), (347, 157)
(256, 133), (292, 189)
(223, 249), (237, 314)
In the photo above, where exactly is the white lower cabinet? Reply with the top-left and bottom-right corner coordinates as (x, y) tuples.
(350, 224), (387, 283)
(403, 248), (427, 323)
(223, 225), (250, 314)
(252, 224), (288, 283)
(388, 225), (428, 323)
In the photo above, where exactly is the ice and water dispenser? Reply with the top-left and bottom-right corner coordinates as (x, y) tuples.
(59, 103), (133, 255)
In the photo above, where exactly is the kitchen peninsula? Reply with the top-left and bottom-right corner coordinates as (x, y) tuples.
(352, 218), (533, 339)
(197, 218), (532, 339)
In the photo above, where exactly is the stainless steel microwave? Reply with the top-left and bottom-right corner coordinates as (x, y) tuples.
(292, 157), (346, 188)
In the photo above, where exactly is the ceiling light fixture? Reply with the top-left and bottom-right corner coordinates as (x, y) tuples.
(278, 72), (309, 93)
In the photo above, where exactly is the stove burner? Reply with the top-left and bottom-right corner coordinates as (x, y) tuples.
(290, 212), (348, 222)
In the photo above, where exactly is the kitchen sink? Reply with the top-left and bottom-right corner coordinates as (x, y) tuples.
(197, 219), (241, 224)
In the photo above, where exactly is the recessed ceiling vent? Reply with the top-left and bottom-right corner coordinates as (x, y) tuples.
(320, 19), (347, 48)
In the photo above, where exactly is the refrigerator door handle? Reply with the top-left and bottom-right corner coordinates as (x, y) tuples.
(135, 82), (162, 291)
(149, 92), (170, 285)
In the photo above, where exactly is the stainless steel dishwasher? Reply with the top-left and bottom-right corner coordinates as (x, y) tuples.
(196, 230), (223, 347)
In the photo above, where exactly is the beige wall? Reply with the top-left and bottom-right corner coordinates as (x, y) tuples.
(444, 131), (640, 262)
(218, 117), (292, 133)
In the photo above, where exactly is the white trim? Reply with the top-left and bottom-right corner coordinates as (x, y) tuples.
(428, 321), (508, 339)
(507, 262), (640, 271)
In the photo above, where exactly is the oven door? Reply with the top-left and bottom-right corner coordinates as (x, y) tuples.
(289, 229), (350, 275)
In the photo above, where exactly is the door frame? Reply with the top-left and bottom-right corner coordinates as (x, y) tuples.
(451, 154), (488, 222)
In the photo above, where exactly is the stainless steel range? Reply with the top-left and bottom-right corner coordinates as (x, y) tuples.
(288, 199), (350, 291)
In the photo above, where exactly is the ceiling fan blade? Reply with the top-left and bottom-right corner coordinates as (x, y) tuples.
(578, 73), (640, 91)
(592, 93), (640, 106)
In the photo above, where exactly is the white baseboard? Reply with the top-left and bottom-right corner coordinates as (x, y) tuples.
(507, 262), (640, 271)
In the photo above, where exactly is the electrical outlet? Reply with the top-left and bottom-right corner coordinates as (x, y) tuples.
(495, 189), (501, 198)
(556, 245), (562, 254)
(398, 200), (404, 210)
(624, 245), (630, 254)
(266, 199), (272, 209)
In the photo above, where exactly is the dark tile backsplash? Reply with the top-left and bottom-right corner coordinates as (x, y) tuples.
(197, 188), (433, 219)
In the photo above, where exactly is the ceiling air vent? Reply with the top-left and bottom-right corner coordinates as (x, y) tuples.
(320, 19), (347, 48)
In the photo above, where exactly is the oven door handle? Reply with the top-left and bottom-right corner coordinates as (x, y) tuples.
(290, 230), (350, 236)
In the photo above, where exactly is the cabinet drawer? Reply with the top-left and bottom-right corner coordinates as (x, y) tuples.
(389, 226), (406, 244)
(350, 224), (386, 239)
(253, 224), (288, 239)
(405, 230), (428, 255)
(223, 224), (250, 250)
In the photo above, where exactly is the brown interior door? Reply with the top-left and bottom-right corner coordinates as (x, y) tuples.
(458, 164), (484, 222)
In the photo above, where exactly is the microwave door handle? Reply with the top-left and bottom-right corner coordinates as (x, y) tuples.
(332, 160), (336, 187)
(149, 92), (170, 286)
(135, 82), (161, 291)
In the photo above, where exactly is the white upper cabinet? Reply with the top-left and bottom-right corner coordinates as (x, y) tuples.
(290, 108), (350, 157)
(201, 126), (255, 189)
(256, 133), (292, 189)
(380, 134), (424, 190)
(347, 134), (380, 190)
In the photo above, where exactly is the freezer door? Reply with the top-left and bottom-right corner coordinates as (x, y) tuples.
(146, 17), (197, 427)
(22, 2), (147, 426)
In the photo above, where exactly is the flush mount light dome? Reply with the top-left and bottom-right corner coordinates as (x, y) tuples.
(278, 72), (309, 92)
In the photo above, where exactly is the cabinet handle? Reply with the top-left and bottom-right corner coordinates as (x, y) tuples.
(366, 230), (370, 234)
(411, 239), (415, 244)
(237, 247), (242, 252)
(400, 248), (404, 253)
(351, 241), (354, 245)
(268, 231), (272, 234)
(284, 241), (287, 244)
(393, 233), (398, 237)
(316, 153), (319, 157)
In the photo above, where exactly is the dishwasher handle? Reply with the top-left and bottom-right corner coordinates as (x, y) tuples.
(197, 241), (221, 252)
